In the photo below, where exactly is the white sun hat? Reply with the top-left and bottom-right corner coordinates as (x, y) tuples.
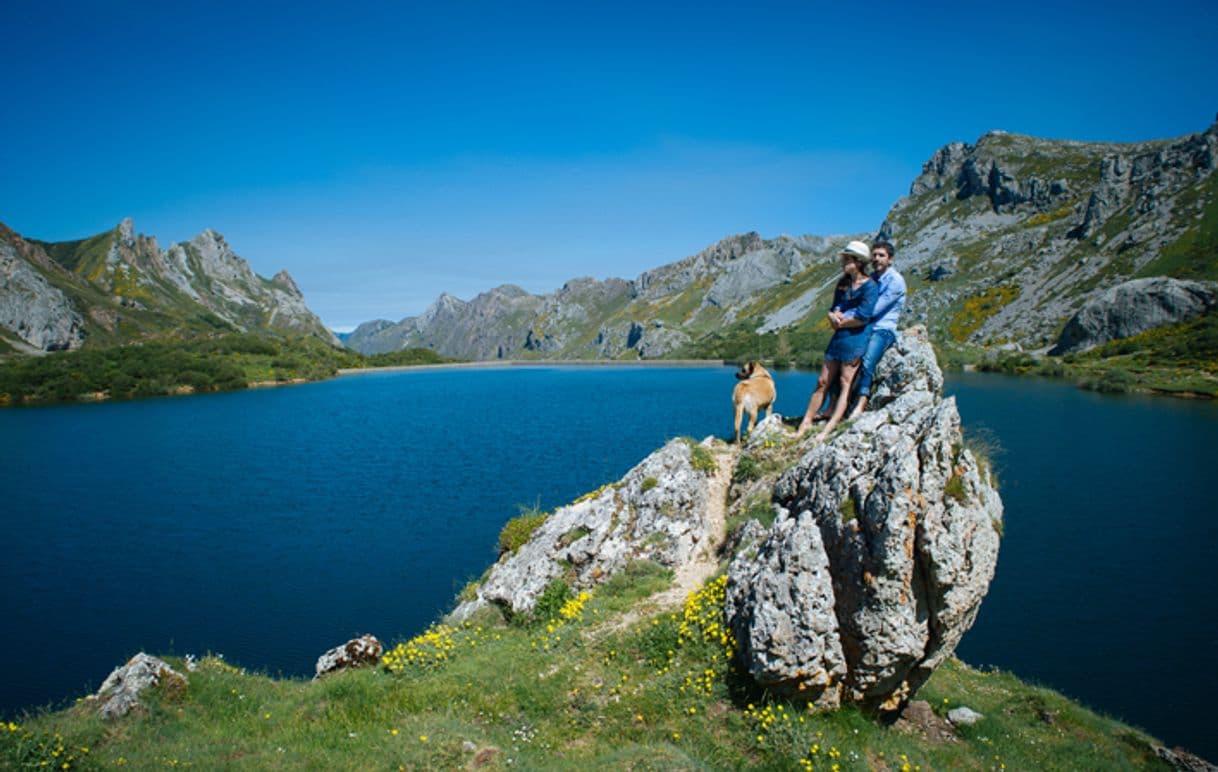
(840, 240), (871, 260)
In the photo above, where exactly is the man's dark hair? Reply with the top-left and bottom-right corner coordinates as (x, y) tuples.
(872, 241), (895, 258)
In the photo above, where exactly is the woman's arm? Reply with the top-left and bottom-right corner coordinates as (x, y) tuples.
(836, 280), (879, 328)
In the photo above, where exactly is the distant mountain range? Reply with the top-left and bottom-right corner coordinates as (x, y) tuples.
(347, 120), (1218, 360)
(0, 218), (337, 353)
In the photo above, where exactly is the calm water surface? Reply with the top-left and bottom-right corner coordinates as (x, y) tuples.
(0, 367), (1214, 757)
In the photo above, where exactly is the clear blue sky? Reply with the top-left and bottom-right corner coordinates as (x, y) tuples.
(3, 0), (1216, 329)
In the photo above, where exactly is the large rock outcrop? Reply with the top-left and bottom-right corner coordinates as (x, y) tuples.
(92, 653), (187, 719)
(0, 237), (85, 351)
(450, 437), (727, 620)
(1049, 277), (1218, 354)
(726, 328), (1002, 712)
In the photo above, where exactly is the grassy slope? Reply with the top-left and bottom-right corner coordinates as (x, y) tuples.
(975, 309), (1218, 397)
(2, 567), (1170, 770)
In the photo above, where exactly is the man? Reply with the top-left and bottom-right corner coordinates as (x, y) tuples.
(845, 240), (905, 419)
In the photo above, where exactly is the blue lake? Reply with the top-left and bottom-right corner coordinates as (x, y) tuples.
(1, 366), (1215, 758)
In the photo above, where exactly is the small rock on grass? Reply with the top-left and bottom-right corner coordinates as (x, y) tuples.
(947, 706), (984, 726)
(894, 700), (957, 744)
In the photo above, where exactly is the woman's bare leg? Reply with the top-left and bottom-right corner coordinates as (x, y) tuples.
(797, 361), (840, 436)
(815, 360), (861, 442)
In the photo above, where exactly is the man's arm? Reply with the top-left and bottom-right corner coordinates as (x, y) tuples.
(870, 273), (906, 323)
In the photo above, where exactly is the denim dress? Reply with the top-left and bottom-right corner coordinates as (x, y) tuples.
(823, 278), (878, 362)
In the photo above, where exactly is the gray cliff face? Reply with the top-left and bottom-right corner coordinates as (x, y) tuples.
(726, 328), (1002, 711)
(0, 219), (338, 348)
(0, 237), (85, 351)
(1050, 277), (1218, 354)
(450, 437), (728, 621)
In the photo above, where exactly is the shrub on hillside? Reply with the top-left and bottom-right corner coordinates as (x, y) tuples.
(497, 507), (549, 555)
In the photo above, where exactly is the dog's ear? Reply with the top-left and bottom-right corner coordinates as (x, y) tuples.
(745, 361), (756, 375)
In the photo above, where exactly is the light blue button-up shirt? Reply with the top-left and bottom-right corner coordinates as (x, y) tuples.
(869, 268), (906, 331)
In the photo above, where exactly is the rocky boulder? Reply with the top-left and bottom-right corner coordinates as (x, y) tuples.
(315, 634), (383, 678)
(1049, 277), (1218, 354)
(92, 653), (188, 719)
(450, 437), (727, 621)
(726, 328), (1002, 713)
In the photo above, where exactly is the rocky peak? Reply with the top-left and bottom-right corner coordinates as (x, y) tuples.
(489, 284), (529, 298)
(272, 269), (301, 295)
(117, 217), (136, 247)
(909, 141), (972, 195)
(634, 231), (766, 299)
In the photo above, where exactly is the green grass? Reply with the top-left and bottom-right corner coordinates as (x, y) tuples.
(3, 575), (1173, 770)
(680, 438), (719, 474)
(732, 454), (761, 484)
(0, 333), (363, 405)
(944, 474), (967, 504)
(361, 348), (452, 368)
(839, 496), (857, 523)
(35, 229), (116, 275)
(725, 494), (777, 538)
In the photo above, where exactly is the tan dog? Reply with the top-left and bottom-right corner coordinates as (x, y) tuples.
(732, 361), (776, 442)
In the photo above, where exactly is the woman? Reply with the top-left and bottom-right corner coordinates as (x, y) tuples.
(796, 240), (878, 442)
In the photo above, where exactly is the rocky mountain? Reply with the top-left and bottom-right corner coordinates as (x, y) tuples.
(881, 120), (1217, 350)
(348, 233), (864, 359)
(0, 218), (338, 352)
(349, 119), (1218, 360)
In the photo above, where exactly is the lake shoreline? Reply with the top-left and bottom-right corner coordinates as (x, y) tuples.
(337, 359), (734, 375)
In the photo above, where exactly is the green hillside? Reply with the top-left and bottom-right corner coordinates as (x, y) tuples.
(2, 572), (1173, 770)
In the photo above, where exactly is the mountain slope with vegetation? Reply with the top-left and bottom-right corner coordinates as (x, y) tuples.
(0, 220), (457, 405)
(1, 218), (338, 352)
(348, 120), (1218, 395)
